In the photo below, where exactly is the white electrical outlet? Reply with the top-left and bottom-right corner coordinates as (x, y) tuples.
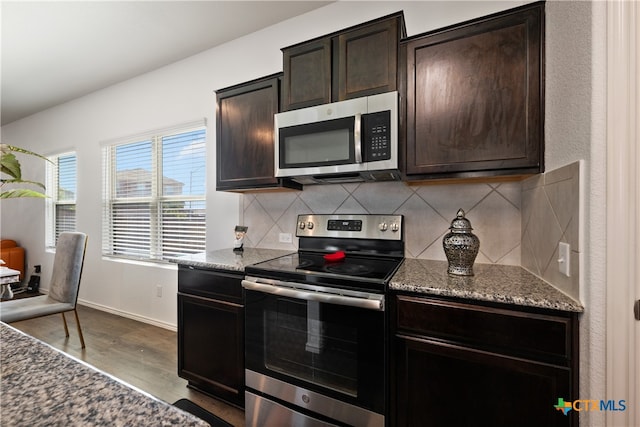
(279, 233), (292, 243)
(156, 285), (163, 298)
(558, 242), (571, 277)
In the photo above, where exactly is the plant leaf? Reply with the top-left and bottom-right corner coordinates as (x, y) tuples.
(1, 144), (53, 163)
(1, 178), (46, 189)
(0, 188), (48, 198)
(1, 153), (22, 179)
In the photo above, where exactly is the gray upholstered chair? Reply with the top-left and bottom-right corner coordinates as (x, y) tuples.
(0, 232), (88, 348)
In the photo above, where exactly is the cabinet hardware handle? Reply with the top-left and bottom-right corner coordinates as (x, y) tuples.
(634, 299), (640, 321)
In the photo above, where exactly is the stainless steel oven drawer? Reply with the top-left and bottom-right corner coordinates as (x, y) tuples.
(246, 370), (384, 427)
(246, 390), (338, 427)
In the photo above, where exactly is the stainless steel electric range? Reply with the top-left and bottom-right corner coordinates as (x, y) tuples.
(242, 214), (404, 427)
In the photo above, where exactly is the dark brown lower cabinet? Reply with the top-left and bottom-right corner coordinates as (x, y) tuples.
(392, 294), (578, 426)
(177, 266), (244, 408)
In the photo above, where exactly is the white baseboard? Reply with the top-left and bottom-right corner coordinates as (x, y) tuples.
(77, 299), (177, 332)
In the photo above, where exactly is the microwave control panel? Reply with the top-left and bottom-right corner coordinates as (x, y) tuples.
(362, 111), (391, 162)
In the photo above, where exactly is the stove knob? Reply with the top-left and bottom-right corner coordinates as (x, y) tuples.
(391, 223), (399, 232)
(298, 221), (306, 230)
(379, 222), (388, 232)
(307, 221), (314, 230)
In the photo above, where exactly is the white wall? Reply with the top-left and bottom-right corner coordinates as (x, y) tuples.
(0, 1), (527, 329)
(545, 1), (607, 425)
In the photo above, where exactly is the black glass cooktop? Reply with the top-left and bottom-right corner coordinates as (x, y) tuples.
(245, 252), (404, 293)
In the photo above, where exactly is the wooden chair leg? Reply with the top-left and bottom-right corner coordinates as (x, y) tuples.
(61, 312), (70, 337)
(74, 309), (86, 349)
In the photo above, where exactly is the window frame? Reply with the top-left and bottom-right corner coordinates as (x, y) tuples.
(102, 121), (207, 263)
(46, 151), (77, 250)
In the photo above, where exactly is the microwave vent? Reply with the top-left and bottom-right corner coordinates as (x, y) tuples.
(367, 171), (402, 181)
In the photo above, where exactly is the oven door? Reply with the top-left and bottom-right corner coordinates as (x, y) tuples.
(243, 277), (386, 427)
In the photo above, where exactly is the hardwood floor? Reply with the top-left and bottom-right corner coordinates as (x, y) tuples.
(5, 304), (245, 427)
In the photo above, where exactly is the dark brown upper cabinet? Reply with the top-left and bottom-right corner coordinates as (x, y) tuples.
(402, 2), (544, 180)
(216, 73), (300, 191)
(281, 38), (332, 111)
(281, 12), (406, 111)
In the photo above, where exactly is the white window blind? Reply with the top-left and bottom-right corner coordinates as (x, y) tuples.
(102, 125), (206, 262)
(46, 152), (77, 248)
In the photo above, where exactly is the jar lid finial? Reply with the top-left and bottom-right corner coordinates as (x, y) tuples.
(450, 208), (473, 231)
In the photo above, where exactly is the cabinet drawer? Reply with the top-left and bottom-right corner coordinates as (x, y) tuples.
(395, 295), (572, 363)
(178, 265), (243, 304)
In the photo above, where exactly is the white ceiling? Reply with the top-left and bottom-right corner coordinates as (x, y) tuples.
(0, 1), (331, 126)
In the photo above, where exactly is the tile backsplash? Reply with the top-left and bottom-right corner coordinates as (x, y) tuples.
(521, 161), (581, 300)
(240, 180), (523, 265)
(239, 161), (581, 299)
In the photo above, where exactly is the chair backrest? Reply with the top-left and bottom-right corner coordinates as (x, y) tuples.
(48, 232), (87, 306)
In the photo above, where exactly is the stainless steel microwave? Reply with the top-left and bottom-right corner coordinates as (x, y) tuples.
(274, 91), (399, 185)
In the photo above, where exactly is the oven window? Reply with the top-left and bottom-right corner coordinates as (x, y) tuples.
(279, 117), (355, 168)
(265, 299), (357, 396)
(245, 289), (385, 413)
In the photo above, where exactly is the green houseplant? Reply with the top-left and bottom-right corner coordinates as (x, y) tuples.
(1, 144), (51, 198)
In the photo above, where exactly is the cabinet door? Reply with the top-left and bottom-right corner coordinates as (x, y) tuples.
(405, 3), (543, 178)
(394, 335), (574, 427)
(178, 293), (244, 407)
(281, 38), (332, 111)
(335, 16), (401, 101)
(216, 75), (281, 191)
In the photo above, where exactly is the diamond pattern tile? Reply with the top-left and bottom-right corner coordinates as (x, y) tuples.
(520, 186), (538, 239)
(418, 183), (493, 221)
(299, 185), (349, 214)
(545, 179), (575, 236)
(419, 235), (448, 261)
(240, 162), (580, 287)
(276, 198), (314, 238)
(242, 198), (272, 246)
(395, 194), (449, 258)
(471, 191), (521, 263)
(243, 182), (526, 264)
(520, 161), (581, 300)
(255, 191), (299, 223)
(243, 194), (256, 211)
(494, 182), (522, 209)
(351, 181), (413, 213)
(261, 223), (296, 251)
(521, 233), (540, 275)
(334, 196), (368, 214)
(526, 189), (564, 272)
(497, 244), (521, 265)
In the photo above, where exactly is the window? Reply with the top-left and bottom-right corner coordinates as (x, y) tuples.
(46, 152), (77, 248)
(102, 124), (206, 262)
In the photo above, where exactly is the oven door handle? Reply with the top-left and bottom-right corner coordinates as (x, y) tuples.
(242, 279), (384, 311)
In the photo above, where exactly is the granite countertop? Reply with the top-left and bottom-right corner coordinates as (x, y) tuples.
(0, 323), (208, 427)
(170, 247), (293, 272)
(171, 249), (583, 313)
(390, 258), (584, 312)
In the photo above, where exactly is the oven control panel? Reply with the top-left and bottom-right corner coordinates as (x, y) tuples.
(327, 219), (362, 232)
(297, 214), (403, 240)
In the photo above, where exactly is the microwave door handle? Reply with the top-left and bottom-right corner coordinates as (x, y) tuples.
(242, 279), (384, 311)
(354, 113), (362, 163)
